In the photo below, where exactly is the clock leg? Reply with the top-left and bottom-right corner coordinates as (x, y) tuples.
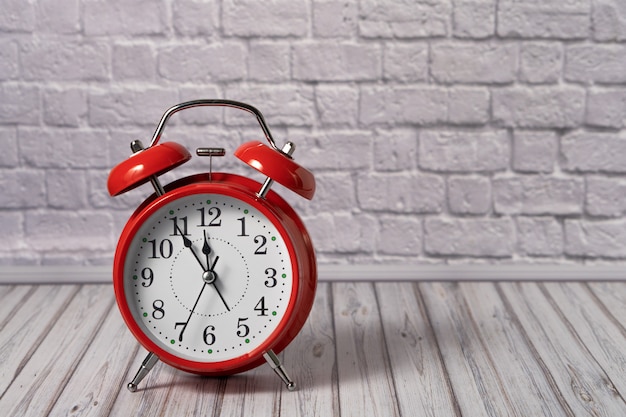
(263, 349), (296, 391)
(127, 351), (159, 392)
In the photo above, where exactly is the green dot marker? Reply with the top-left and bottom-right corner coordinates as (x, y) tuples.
(170, 339), (175, 344)
(272, 311), (277, 316)
(133, 275), (138, 280)
(169, 210), (174, 215)
(142, 238), (147, 242)
(207, 199), (212, 204)
(271, 236), (276, 241)
(244, 209), (249, 214)
(245, 338), (250, 344)
(143, 312), (148, 317)
(282, 273), (286, 278)
(208, 349), (213, 354)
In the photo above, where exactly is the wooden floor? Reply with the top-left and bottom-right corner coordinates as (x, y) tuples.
(1, 281), (625, 417)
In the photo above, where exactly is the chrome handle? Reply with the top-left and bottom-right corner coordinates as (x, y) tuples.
(148, 99), (279, 151)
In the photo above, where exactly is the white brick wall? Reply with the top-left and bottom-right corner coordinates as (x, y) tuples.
(1, 0), (626, 267)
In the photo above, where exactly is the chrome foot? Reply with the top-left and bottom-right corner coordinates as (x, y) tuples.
(263, 349), (296, 391)
(127, 352), (159, 392)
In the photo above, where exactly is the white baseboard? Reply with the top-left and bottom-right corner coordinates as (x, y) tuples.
(0, 264), (624, 284)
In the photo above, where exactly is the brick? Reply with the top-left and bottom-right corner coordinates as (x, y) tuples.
(304, 212), (376, 254)
(0, 0), (35, 32)
(248, 41), (290, 82)
(586, 88), (626, 128)
(84, 0), (167, 36)
(357, 172), (445, 214)
(586, 176), (626, 217)
(225, 85), (315, 127)
(360, 86), (447, 126)
(497, 0), (589, 39)
(383, 43), (428, 82)
(313, 1), (357, 38)
(223, 0), (307, 37)
(492, 86), (585, 128)
(315, 85), (359, 127)
(0, 128), (18, 167)
(173, 0), (217, 36)
(46, 170), (88, 209)
(89, 88), (179, 127)
(431, 42), (517, 84)
(0, 41), (18, 80)
(359, 0), (450, 38)
(0, 169), (46, 208)
(36, 0), (79, 34)
(113, 44), (156, 81)
(517, 217), (563, 256)
(21, 40), (109, 81)
(565, 44), (626, 84)
(513, 130), (557, 173)
(373, 129), (417, 172)
(493, 176), (584, 215)
(448, 176), (491, 215)
(43, 88), (87, 127)
(452, 0), (496, 39)
(308, 172), (357, 213)
(419, 130), (509, 172)
(26, 211), (114, 252)
(425, 217), (515, 257)
(0, 212), (23, 251)
(561, 131), (626, 173)
(378, 215), (422, 256)
(565, 219), (626, 258)
(158, 43), (246, 82)
(20, 128), (111, 169)
(291, 130), (371, 170)
(0, 84), (39, 125)
(293, 42), (381, 82)
(448, 87), (490, 125)
(592, 0), (626, 41)
(519, 42), (562, 84)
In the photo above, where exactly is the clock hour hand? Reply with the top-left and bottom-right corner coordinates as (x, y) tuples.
(175, 224), (206, 272)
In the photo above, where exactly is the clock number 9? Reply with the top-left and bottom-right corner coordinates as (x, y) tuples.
(141, 267), (154, 287)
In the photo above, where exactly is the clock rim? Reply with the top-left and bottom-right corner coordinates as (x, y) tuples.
(113, 173), (317, 375)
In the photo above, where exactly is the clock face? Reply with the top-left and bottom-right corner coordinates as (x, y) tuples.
(121, 191), (295, 364)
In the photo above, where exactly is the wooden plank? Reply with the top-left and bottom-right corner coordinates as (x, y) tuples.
(457, 282), (569, 416)
(541, 283), (626, 402)
(587, 282), (626, 325)
(332, 282), (399, 417)
(498, 282), (626, 416)
(108, 348), (184, 416)
(280, 282), (339, 417)
(0, 285), (114, 416)
(218, 360), (281, 417)
(420, 282), (523, 417)
(0, 285), (78, 397)
(0, 285), (37, 329)
(375, 282), (460, 417)
(46, 304), (141, 417)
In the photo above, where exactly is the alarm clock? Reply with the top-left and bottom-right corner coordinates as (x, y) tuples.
(107, 100), (317, 392)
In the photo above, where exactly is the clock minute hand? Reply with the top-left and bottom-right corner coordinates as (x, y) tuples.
(175, 224), (206, 272)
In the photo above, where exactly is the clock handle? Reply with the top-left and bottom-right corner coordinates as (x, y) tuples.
(148, 99), (283, 153)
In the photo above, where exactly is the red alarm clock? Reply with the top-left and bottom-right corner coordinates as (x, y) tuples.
(107, 100), (316, 392)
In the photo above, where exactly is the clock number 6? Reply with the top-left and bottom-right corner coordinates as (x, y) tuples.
(203, 325), (216, 345)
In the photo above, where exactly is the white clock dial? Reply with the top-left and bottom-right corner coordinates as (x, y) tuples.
(123, 193), (294, 362)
